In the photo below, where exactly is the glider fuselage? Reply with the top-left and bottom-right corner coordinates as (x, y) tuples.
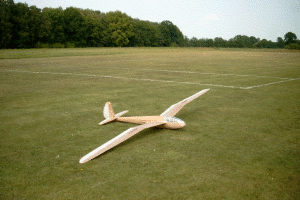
(116, 116), (186, 129)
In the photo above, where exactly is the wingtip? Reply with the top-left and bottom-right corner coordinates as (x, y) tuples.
(79, 158), (87, 164)
(202, 88), (210, 93)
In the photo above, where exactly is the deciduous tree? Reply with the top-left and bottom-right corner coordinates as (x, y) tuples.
(79, 9), (108, 47)
(284, 32), (297, 45)
(42, 7), (65, 45)
(0, 0), (14, 48)
(277, 37), (284, 48)
(64, 7), (87, 47)
(158, 21), (184, 47)
(131, 19), (158, 47)
(106, 11), (134, 47)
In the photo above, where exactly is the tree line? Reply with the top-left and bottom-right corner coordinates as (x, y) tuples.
(184, 33), (299, 49)
(1, 0), (299, 49)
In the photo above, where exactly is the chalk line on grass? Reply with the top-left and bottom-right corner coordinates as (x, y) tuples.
(4, 69), (299, 90)
(22, 58), (292, 80)
(4, 69), (247, 89)
(244, 78), (300, 89)
(109, 67), (291, 80)
(141, 69), (292, 80)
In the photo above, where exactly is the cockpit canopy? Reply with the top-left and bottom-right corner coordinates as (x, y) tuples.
(164, 116), (185, 124)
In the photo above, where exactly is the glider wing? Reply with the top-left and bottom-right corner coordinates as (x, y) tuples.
(80, 122), (165, 163)
(160, 89), (210, 117)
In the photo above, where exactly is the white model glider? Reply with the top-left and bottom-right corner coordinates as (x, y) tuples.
(80, 89), (210, 163)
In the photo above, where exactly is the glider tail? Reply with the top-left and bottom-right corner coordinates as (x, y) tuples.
(99, 102), (128, 125)
(103, 102), (115, 119)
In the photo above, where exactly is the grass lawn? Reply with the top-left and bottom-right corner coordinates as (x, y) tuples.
(0, 48), (299, 199)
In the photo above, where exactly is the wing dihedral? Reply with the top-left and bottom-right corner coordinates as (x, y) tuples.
(79, 122), (165, 163)
(160, 89), (210, 117)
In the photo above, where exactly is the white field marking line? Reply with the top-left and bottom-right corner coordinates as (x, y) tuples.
(99, 58), (160, 63)
(38, 59), (292, 80)
(4, 69), (248, 89)
(109, 67), (292, 80)
(5, 70), (299, 89)
(40, 58), (161, 66)
(244, 78), (300, 89)
(35, 58), (290, 80)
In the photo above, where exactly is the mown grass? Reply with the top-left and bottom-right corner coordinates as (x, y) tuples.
(0, 48), (299, 199)
(0, 47), (208, 60)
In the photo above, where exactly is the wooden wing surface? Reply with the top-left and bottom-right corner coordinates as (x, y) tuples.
(80, 122), (164, 163)
(160, 89), (210, 117)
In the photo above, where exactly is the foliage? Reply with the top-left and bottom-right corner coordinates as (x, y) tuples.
(229, 35), (253, 48)
(0, 0), (298, 49)
(254, 39), (277, 48)
(158, 20), (184, 47)
(183, 34), (289, 49)
(0, 0), (14, 48)
(277, 37), (284, 48)
(284, 32), (297, 45)
(41, 7), (65, 45)
(130, 20), (159, 47)
(63, 7), (88, 47)
(0, 1), (186, 48)
(106, 11), (134, 47)
(79, 9), (108, 47)
(52, 43), (65, 48)
(285, 43), (300, 50)
(214, 37), (227, 47)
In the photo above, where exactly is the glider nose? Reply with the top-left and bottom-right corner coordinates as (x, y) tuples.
(180, 121), (186, 128)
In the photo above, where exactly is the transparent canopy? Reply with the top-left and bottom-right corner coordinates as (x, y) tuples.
(164, 116), (185, 123)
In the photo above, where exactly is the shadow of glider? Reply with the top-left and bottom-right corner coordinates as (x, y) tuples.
(80, 89), (210, 163)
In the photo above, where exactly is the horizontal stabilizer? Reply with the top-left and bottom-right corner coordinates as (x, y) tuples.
(99, 110), (128, 125)
(100, 101), (128, 125)
(99, 117), (116, 125)
(115, 110), (129, 117)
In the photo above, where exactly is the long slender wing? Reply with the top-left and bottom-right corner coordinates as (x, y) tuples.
(79, 122), (164, 163)
(160, 89), (210, 117)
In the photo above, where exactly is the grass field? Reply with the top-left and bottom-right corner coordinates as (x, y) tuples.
(1, 48), (299, 199)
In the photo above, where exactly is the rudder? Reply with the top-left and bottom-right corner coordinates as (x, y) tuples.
(99, 102), (128, 125)
(103, 102), (115, 119)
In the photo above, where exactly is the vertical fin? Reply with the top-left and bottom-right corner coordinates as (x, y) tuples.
(100, 102), (128, 125)
(103, 102), (115, 119)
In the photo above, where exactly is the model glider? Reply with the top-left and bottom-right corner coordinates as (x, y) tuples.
(79, 89), (210, 163)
